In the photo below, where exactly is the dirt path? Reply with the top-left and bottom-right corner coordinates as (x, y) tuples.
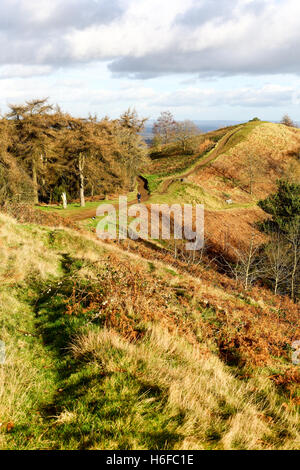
(70, 127), (241, 222)
(70, 176), (150, 221)
(159, 126), (242, 194)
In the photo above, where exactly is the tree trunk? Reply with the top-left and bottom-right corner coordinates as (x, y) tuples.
(244, 236), (255, 289)
(274, 276), (278, 295)
(291, 243), (297, 302)
(61, 192), (67, 209)
(78, 153), (85, 207)
(32, 159), (39, 204)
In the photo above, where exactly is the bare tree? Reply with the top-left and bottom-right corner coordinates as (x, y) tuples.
(263, 231), (290, 295)
(281, 114), (297, 128)
(174, 120), (201, 153)
(152, 111), (177, 145)
(224, 234), (264, 289)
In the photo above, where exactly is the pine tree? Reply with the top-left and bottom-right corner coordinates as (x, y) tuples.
(7, 99), (56, 204)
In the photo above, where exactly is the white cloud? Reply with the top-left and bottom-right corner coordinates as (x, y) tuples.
(0, 0), (300, 120)
(1, 0), (300, 78)
(67, 0), (300, 78)
(67, 0), (192, 60)
(0, 75), (157, 112)
(0, 64), (54, 79)
(154, 84), (297, 108)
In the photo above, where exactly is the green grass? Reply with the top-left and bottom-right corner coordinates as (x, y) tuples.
(1, 205), (299, 450)
(220, 120), (265, 156)
(0, 288), (58, 449)
(147, 180), (226, 209)
(143, 122), (269, 210)
(147, 153), (206, 179)
(37, 190), (137, 218)
(0, 256), (201, 449)
(39, 200), (102, 212)
(25, 279), (186, 449)
(4, 266), (299, 449)
(142, 174), (163, 194)
(143, 126), (243, 199)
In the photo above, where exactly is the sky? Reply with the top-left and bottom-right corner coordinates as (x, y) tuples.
(0, 0), (300, 122)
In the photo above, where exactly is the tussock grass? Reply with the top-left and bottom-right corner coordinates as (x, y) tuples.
(69, 326), (299, 450)
(0, 212), (299, 449)
(0, 291), (56, 449)
(0, 214), (59, 282)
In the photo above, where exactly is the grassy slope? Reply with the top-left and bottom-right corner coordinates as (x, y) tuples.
(38, 189), (138, 218)
(0, 213), (299, 450)
(189, 122), (300, 206)
(1, 121), (300, 450)
(145, 122), (300, 259)
(146, 121), (300, 207)
(143, 125), (236, 194)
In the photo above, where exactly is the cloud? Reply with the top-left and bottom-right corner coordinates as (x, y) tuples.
(0, 74), (156, 110)
(153, 84), (298, 108)
(0, 0), (124, 67)
(0, 0), (123, 33)
(0, 64), (54, 79)
(106, 0), (300, 78)
(0, 0), (300, 83)
(1, 70), (298, 120)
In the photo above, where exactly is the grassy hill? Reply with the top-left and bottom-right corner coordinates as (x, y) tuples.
(189, 122), (300, 205)
(143, 121), (300, 260)
(0, 120), (299, 450)
(0, 207), (299, 450)
(146, 121), (300, 205)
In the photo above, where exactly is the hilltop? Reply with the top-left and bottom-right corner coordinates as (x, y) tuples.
(146, 121), (300, 206)
(189, 122), (300, 204)
(142, 121), (300, 260)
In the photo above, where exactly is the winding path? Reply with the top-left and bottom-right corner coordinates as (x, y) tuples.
(69, 126), (241, 222)
(158, 126), (242, 194)
(70, 176), (150, 221)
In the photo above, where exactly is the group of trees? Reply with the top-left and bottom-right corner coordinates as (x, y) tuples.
(0, 99), (148, 207)
(152, 111), (201, 153)
(227, 180), (300, 301)
(259, 180), (300, 301)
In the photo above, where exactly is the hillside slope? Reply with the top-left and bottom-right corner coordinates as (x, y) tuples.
(0, 212), (299, 450)
(189, 122), (300, 205)
(143, 122), (300, 260)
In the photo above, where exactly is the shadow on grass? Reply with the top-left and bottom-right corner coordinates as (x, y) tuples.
(29, 254), (183, 449)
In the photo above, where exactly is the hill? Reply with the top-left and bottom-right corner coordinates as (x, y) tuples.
(0, 119), (299, 450)
(189, 122), (300, 205)
(143, 121), (300, 261)
(142, 120), (250, 143)
(0, 211), (299, 450)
